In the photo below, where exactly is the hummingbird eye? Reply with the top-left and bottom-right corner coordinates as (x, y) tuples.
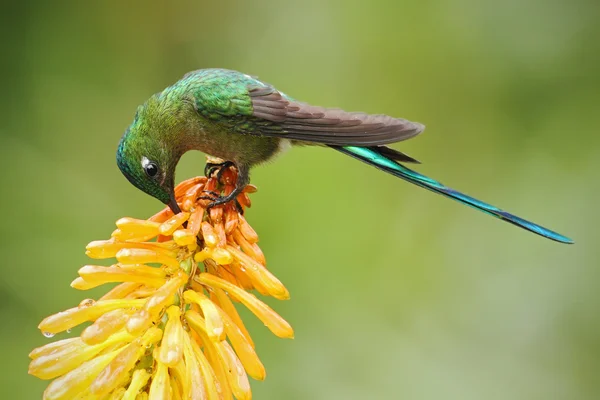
(142, 159), (159, 178)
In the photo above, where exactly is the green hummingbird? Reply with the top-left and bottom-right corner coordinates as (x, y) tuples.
(117, 68), (572, 244)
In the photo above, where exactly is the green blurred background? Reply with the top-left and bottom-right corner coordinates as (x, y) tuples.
(1, 0), (599, 398)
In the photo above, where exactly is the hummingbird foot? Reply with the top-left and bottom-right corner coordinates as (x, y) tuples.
(205, 189), (245, 214)
(204, 161), (236, 183)
(198, 190), (220, 200)
(202, 160), (249, 214)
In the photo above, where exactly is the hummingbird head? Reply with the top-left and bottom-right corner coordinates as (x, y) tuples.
(117, 103), (183, 213)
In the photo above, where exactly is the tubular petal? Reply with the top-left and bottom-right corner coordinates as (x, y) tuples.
(77, 265), (166, 288)
(90, 328), (161, 396)
(174, 177), (206, 197)
(216, 304), (265, 380)
(211, 248), (233, 265)
(173, 229), (196, 246)
(237, 192), (252, 209)
(214, 222), (227, 247)
(209, 207), (223, 223)
(122, 369), (151, 400)
(143, 270), (188, 315)
(188, 207), (204, 236)
(211, 288), (254, 348)
(111, 229), (157, 243)
(196, 274), (293, 339)
(182, 291), (225, 341)
(118, 264), (168, 279)
(229, 261), (255, 291)
(243, 184), (258, 194)
(81, 309), (132, 345)
(38, 299), (146, 335)
(29, 330), (134, 379)
(126, 271), (187, 335)
(86, 240), (178, 260)
(148, 360), (171, 400)
(182, 183), (205, 211)
(181, 333), (208, 400)
(148, 207), (173, 223)
(158, 212), (190, 236)
(99, 282), (141, 301)
(171, 375), (184, 400)
(249, 243), (266, 265)
(194, 248), (211, 263)
(216, 340), (252, 400)
(169, 361), (188, 399)
(189, 336), (222, 400)
(237, 215), (258, 243)
(42, 348), (123, 400)
(116, 218), (161, 237)
(116, 248), (179, 270)
(232, 230), (265, 265)
(186, 312), (232, 400)
(70, 277), (98, 290)
(29, 338), (80, 360)
(227, 246), (289, 300)
(224, 207), (238, 235)
(188, 310), (252, 399)
(201, 222), (218, 247)
(158, 306), (184, 367)
(125, 309), (153, 336)
(109, 388), (127, 400)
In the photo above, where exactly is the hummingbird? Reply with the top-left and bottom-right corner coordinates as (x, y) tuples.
(116, 68), (572, 244)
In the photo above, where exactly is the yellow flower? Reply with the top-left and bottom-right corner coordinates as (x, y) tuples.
(29, 166), (293, 400)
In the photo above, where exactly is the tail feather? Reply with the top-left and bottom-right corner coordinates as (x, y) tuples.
(332, 145), (573, 244)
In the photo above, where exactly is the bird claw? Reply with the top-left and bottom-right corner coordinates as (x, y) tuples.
(202, 161), (244, 213)
(206, 193), (244, 214)
(204, 161), (236, 184)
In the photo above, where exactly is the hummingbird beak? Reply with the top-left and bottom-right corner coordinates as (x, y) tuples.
(168, 191), (182, 214)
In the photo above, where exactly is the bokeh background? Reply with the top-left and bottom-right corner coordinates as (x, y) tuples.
(1, 0), (599, 398)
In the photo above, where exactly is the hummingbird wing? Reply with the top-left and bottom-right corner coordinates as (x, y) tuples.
(189, 69), (424, 147)
(246, 86), (425, 146)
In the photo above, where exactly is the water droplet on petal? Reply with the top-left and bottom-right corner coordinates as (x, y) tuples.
(78, 298), (96, 308)
(42, 331), (55, 338)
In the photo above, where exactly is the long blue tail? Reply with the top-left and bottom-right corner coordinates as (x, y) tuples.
(333, 146), (573, 244)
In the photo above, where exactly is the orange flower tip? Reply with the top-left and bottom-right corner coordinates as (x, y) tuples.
(172, 229), (196, 246)
(209, 207), (223, 223)
(243, 184), (258, 194)
(200, 222), (218, 247)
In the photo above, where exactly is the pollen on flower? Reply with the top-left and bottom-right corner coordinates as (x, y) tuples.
(29, 164), (293, 400)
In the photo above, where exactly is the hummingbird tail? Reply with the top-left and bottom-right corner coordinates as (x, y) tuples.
(332, 145), (573, 244)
